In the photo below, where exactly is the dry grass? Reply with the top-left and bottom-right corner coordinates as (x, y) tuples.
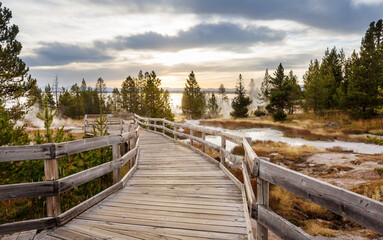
(350, 179), (383, 202)
(305, 220), (338, 237)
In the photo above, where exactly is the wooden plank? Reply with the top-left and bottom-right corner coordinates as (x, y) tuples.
(0, 181), (55, 201)
(44, 157), (61, 217)
(243, 138), (259, 175)
(58, 147), (137, 193)
(70, 219), (246, 240)
(47, 228), (90, 240)
(101, 201), (244, 216)
(257, 206), (311, 240)
(78, 214), (248, 235)
(242, 161), (256, 215)
(82, 209), (247, 227)
(93, 204), (246, 222)
(256, 159), (269, 240)
(0, 144), (53, 162)
(0, 217), (56, 235)
(259, 159), (383, 235)
(15, 230), (36, 240)
(221, 148), (243, 169)
(112, 144), (121, 184)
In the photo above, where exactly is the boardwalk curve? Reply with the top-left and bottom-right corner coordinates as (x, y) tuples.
(39, 130), (253, 239)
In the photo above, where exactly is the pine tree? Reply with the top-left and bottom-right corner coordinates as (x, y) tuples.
(218, 83), (228, 105)
(259, 69), (271, 104)
(343, 20), (383, 118)
(230, 74), (252, 118)
(44, 84), (55, 109)
(121, 76), (139, 113)
(111, 87), (121, 114)
(320, 47), (345, 108)
(27, 76), (43, 108)
(37, 99), (57, 143)
(181, 71), (205, 119)
(96, 77), (106, 114)
(285, 70), (301, 114)
(303, 60), (328, 114)
(0, 3), (32, 113)
(265, 64), (291, 121)
(206, 93), (221, 118)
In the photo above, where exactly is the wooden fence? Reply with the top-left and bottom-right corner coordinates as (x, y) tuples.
(133, 114), (383, 240)
(0, 120), (139, 235)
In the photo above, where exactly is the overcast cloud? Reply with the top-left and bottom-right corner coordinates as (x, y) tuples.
(2, 0), (382, 88)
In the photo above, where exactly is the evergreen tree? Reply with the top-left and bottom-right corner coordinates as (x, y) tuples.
(96, 77), (106, 114)
(259, 69), (271, 104)
(303, 60), (328, 114)
(230, 74), (252, 118)
(320, 47), (345, 108)
(26, 77), (43, 108)
(206, 93), (221, 118)
(37, 99), (57, 143)
(161, 90), (174, 120)
(265, 64), (291, 121)
(44, 84), (55, 109)
(181, 71), (205, 119)
(121, 76), (139, 113)
(111, 87), (121, 114)
(218, 83), (228, 105)
(343, 20), (383, 118)
(285, 70), (302, 114)
(0, 3), (32, 115)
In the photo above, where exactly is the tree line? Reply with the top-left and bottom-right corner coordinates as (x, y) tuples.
(28, 71), (174, 121)
(259, 19), (383, 121)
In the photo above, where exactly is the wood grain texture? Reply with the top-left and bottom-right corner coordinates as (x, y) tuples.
(43, 129), (250, 239)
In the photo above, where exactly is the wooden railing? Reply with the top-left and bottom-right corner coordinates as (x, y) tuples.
(0, 119), (139, 235)
(133, 114), (383, 240)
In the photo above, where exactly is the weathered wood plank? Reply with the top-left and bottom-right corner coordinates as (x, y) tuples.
(259, 159), (383, 235)
(0, 144), (53, 162)
(0, 218), (56, 235)
(0, 182), (55, 201)
(58, 147), (137, 193)
(257, 206), (312, 240)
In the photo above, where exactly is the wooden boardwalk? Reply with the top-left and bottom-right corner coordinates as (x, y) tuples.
(37, 130), (252, 239)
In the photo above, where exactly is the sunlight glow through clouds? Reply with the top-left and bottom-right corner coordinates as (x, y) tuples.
(2, 0), (382, 89)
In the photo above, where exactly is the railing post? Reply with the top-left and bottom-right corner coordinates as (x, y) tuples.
(120, 119), (123, 134)
(130, 132), (137, 168)
(173, 124), (177, 140)
(113, 144), (121, 184)
(190, 129), (194, 147)
(84, 114), (87, 136)
(202, 132), (206, 153)
(220, 136), (226, 164)
(162, 120), (165, 134)
(256, 156), (270, 240)
(45, 144), (61, 217)
(154, 120), (157, 132)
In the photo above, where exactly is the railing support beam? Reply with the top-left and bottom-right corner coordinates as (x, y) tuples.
(112, 144), (121, 184)
(44, 146), (61, 217)
(256, 157), (270, 240)
(220, 136), (226, 164)
(201, 132), (206, 153)
(190, 129), (194, 147)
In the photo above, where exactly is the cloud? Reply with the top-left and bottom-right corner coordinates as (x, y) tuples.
(24, 22), (286, 67)
(97, 22), (286, 52)
(86, 0), (383, 33)
(23, 42), (113, 66)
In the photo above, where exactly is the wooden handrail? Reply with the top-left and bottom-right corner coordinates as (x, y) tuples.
(0, 120), (140, 235)
(133, 114), (383, 239)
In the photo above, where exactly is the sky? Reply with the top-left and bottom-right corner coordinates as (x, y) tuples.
(3, 0), (383, 89)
